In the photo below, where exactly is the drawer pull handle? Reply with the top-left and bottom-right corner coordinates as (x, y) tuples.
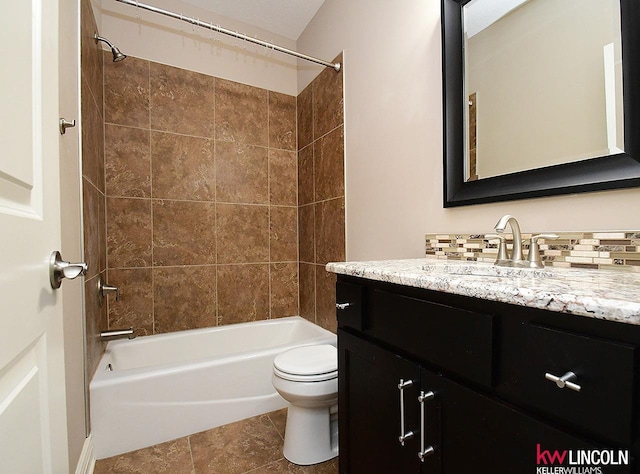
(336, 302), (352, 310)
(398, 379), (414, 445)
(545, 371), (581, 392)
(418, 390), (436, 462)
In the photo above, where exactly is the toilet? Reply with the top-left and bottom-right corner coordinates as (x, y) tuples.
(272, 344), (338, 465)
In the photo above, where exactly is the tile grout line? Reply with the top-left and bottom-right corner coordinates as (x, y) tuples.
(148, 61), (155, 336)
(295, 91), (301, 319)
(267, 90), (272, 321)
(213, 77), (219, 328)
(309, 81), (317, 325)
(101, 52), (110, 331)
(104, 194), (298, 207)
(186, 436), (196, 473)
(241, 458), (287, 474)
(101, 123), (296, 154)
(267, 411), (286, 442)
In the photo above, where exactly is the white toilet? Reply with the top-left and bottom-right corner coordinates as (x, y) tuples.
(272, 344), (338, 465)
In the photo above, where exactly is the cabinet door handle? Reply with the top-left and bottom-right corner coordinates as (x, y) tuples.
(418, 390), (436, 462)
(336, 302), (352, 310)
(398, 379), (414, 445)
(545, 371), (581, 392)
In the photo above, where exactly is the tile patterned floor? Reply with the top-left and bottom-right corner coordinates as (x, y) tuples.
(94, 409), (339, 474)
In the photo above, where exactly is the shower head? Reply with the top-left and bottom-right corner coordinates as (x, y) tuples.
(111, 47), (127, 62)
(94, 34), (127, 62)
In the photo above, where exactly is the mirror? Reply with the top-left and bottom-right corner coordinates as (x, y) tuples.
(442, 0), (640, 207)
(464, 0), (623, 181)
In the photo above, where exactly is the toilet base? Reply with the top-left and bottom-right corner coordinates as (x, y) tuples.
(283, 404), (338, 465)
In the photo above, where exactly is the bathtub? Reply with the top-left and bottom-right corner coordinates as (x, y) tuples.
(90, 316), (336, 459)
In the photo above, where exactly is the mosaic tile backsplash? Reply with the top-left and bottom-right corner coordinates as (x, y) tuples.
(425, 232), (640, 272)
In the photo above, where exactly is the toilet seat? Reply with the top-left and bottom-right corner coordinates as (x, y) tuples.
(273, 344), (337, 382)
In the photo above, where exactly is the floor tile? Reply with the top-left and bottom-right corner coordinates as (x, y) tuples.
(190, 413), (284, 474)
(247, 458), (339, 473)
(94, 437), (193, 474)
(93, 410), (338, 474)
(267, 408), (287, 439)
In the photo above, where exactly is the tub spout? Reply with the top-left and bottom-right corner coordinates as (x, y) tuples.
(101, 328), (136, 341)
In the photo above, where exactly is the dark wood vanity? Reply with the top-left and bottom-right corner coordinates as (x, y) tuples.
(336, 274), (639, 473)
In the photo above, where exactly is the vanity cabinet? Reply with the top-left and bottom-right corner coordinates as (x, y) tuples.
(336, 275), (637, 474)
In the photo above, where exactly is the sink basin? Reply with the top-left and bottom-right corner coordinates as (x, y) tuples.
(421, 263), (555, 279)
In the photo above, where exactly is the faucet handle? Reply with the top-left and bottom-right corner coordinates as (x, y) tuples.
(528, 234), (558, 268)
(531, 233), (559, 243)
(97, 275), (121, 307)
(485, 234), (510, 265)
(102, 284), (120, 302)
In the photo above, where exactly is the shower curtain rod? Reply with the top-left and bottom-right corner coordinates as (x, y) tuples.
(114, 0), (341, 72)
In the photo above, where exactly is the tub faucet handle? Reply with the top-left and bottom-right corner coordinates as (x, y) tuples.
(103, 284), (120, 302)
(97, 275), (120, 307)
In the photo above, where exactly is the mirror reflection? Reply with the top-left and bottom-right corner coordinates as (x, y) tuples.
(463, 0), (623, 181)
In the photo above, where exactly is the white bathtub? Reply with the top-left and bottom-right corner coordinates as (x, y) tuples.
(90, 316), (336, 459)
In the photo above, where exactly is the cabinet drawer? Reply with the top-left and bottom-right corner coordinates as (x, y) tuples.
(516, 324), (636, 445)
(368, 289), (493, 386)
(336, 281), (364, 330)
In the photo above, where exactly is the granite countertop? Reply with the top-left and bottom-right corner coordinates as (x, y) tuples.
(326, 258), (640, 325)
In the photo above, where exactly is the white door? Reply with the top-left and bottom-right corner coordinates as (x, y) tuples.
(0, 0), (71, 472)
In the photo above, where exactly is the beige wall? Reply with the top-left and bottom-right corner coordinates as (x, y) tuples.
(61, 0), (86, 468)
(466, 0), (621, 178)
(99, 0), (298, 95)
(297, 0), (442, 259)
(298, 0), (640, 261)
(91, 0), (102, 30)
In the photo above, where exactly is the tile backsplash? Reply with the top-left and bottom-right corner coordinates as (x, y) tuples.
(425, 232), (640, 272)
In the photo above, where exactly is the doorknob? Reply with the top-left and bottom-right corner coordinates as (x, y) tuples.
(49, 251), (87, 289)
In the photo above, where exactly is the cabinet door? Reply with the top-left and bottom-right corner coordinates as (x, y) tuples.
(339, 329), (427, 474)
(421, 369), (633, 474)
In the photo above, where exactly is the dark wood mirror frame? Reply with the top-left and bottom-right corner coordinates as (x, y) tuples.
(442, 0), (640, 207)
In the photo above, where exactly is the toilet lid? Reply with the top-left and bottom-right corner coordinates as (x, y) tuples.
(273, 344), (337, 377)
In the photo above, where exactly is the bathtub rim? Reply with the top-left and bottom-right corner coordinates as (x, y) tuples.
(90, 316), (336, 385)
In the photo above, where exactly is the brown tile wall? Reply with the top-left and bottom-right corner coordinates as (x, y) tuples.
(103, 56), (299, 335)
(298, 54), (346, 333)
(80, 0), (107, 383)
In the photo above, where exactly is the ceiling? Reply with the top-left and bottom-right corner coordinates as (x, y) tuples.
(464, 0), (528, 37)
(180, 0), (326, 40)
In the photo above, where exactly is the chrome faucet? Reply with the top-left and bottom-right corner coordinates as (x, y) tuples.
(493, 215), (526, 267)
